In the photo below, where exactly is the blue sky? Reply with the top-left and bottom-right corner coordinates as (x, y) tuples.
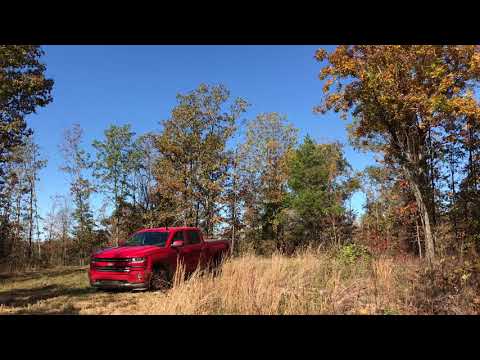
(27, 45), (376, 220)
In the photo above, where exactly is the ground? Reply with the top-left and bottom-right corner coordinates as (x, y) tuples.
(1, 251), (432, 315)
(0, 266), (132, 314)
(2, 250), (476, 315)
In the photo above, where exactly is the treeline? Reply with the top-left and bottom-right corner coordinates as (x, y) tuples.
(0, 47), (357, 270)
(2, 45), (480, 271)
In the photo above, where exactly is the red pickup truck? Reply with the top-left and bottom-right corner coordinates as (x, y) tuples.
(88, 227), (230, 291)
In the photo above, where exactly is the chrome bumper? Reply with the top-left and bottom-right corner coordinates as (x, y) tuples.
(91, 280), (148, 290)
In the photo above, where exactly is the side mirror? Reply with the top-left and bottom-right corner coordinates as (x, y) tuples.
(171, 240), (184, 248)
(118, 239), (126, 246)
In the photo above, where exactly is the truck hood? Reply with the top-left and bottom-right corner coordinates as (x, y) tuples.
(93, 245), (162, 259)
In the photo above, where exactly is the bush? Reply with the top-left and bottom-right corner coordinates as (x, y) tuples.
(337, 243), (372, 265)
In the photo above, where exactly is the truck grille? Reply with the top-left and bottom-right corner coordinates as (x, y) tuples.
(95, 266), (130, 273)
(92, 258), (131, 272)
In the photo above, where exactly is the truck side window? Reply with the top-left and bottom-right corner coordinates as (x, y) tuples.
(187, 230), (201, 244)
(172, 231), (185, 243)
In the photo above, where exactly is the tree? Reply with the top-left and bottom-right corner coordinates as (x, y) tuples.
(0, 45), (53, 262)
(60, 124), (96, 264)
(238, 112), (297, 253)
(358, 165), (420, 256)
(0, 135), (46, 266)
(92, 124), (138, 245)
(285, 136), (357, 250)
(154, 83), (248, 235)
(43, 194), (72, 266)
(315, 45), (480, 264)
(21, 136), (46, 259)
(0, 46), (53, 184)
(223, 148), (242, 255)
(131, 133), (161, 227)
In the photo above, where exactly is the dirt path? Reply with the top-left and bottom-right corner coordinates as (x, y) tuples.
(0, 267), (142, 314)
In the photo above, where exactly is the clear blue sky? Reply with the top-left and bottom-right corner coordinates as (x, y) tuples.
(27, 45), (376, 221)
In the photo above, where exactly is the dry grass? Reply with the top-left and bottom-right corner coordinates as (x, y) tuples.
(0, 249), (476, 315)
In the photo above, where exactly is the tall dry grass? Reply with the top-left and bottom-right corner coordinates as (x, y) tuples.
(100, 249), (414, 315)
(4, 248), (478, 314)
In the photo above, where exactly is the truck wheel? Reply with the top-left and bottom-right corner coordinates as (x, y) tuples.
(149, 267), (171, 291)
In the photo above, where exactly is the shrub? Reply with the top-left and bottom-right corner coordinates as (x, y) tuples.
(337, 243), (372, 265)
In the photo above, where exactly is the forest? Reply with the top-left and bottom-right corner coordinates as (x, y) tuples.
(1, 45), (480, 314)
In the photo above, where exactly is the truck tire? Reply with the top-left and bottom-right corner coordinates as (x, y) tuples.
(149, 266), (172, 291)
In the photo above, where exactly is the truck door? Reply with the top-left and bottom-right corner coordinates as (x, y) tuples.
(171, 230), (188, 272)
(184, 230), (203, 273)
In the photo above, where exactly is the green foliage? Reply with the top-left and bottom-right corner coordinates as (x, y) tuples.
(0, 46), (53, 176)
(92, 124), (139, 243)
(337, 243), (371, 265)
(287, 136), (354, 218)
(60, 124), (97, 263)
(280, 136), (358, 251)
(92, 124), (138, 201)
(60, 126), (95, 220)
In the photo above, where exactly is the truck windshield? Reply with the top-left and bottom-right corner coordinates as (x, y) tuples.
(124, 232), (169, 247)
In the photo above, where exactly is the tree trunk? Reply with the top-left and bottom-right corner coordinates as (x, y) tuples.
(63, 235), (67, 266)
(428, 127), (437, 228)
(331, 216), (338, 246)
(231, 191), (236, 257)
(195, 201), (200, 228)
(395, 122), (436, 264)
(113, 177), (119, 247)
(449, 147), (459, 250)
(28, 181), (34, 259)
(231, 223), (235, 256)
(410, 180), (435, 264)
(416, 217), (422, 259)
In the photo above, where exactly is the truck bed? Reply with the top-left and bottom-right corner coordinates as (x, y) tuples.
(203, 238), (230, 254)
(204, 237), (229, 243)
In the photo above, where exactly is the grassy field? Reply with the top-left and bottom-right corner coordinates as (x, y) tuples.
(0, 250), (477, 315)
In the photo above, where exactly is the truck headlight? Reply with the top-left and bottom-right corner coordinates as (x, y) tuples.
(129, 257), (146, 263)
